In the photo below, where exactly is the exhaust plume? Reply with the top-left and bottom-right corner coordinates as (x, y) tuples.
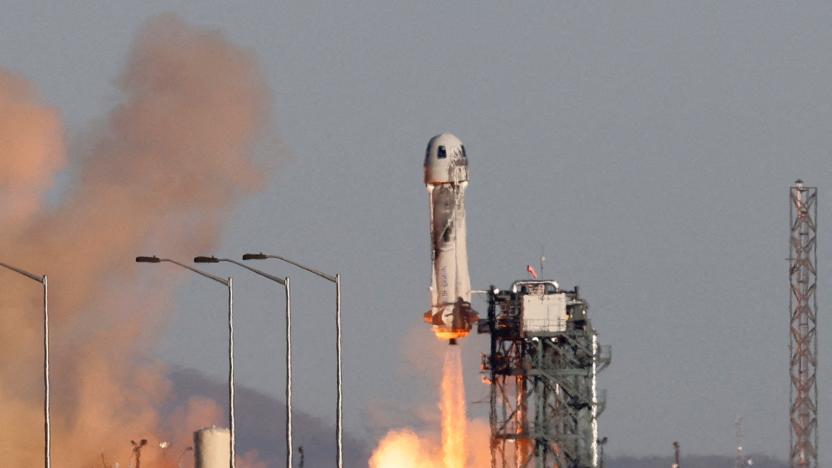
(440, 347), (466, 468)
(0, 14), (274, 466)
(370, 346), (488, 468)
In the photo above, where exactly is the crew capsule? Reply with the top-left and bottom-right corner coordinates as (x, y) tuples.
(424, 132), (469, 185)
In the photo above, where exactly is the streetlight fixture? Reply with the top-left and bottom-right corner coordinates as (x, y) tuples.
(242, 252), (343, 468)
(176, 446), (194, 468)
(597, 437), (608, 468)
(193, 256), (293, 468)
(0, 261), (50, 468)
(135, 256), (235, 468)
(130, 439), (148, 468)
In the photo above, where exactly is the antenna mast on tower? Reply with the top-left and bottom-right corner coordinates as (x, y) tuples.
(788, 180), (818, 468)
(735, 416), (752, 468)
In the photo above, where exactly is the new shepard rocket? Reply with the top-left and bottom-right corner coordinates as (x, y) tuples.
(423, 133), (478, 345)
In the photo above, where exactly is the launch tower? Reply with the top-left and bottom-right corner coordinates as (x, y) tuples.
(479, 280), (610, 468)
(788, 180), (818, 468)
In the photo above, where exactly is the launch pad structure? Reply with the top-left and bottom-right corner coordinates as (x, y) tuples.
(479, 280), (611, 468)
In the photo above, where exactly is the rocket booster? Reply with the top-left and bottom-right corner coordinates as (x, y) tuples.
(423, 133), (478, 344)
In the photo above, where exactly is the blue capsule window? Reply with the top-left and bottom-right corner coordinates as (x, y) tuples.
(437, 146), (447, 159)
(461, 145), (467, 158)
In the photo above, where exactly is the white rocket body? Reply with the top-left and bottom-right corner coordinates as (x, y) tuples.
(423, 133), (477, 343)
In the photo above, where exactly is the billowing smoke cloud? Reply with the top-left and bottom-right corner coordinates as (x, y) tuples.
(0, 14), (274, 466)
(0, 70), (65, 231)
(368, 421), (490, 468)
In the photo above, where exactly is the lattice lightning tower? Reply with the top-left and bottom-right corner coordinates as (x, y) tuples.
(788, 180), (818, 468)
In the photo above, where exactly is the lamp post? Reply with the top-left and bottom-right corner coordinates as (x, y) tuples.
(193, 256), (293, 468)
(135, 256), (235, 468)
(176, 446), (193, 468)
(130, 439), (148, 468)
(242, 252), (342, 468)
(597, 437), (608, 468)
(0, 261), (49, 468)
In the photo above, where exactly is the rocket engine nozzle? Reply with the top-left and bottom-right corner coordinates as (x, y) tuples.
(424, 299), (479, 342)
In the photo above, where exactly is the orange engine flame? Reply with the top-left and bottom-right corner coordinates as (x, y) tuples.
(433, 329), (469, 341)
(367, 429), (437, 468)
(370, 346), (468, 467)
(441, 346), (467, 468)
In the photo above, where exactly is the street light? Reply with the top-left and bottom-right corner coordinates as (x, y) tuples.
(193, 256), (293, 468)
(135, 256), (235, 468)
(242, 252), (343, 468)
(130, 439), (148, 468)
(176, 446), (194, 468)
(597, 437), (608, 468)
(0, 261), (50, 468)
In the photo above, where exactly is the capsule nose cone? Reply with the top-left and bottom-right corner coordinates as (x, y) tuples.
(427, 132), (462, 149)
(424, 132), (467, 185)
(424, 133), (464, 166)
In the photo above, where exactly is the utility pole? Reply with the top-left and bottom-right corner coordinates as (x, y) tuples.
(735, 417), (747, 468)
(672, 441), (680, 468)
(788, 180), (818, 468)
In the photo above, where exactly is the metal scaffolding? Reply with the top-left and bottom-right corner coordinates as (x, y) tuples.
(788, 180), (818, 468)
(479, 281), (610, 468)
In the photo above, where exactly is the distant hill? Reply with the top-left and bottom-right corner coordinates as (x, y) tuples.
(168, 368), (371, 467)
(607, 454), (787, 468)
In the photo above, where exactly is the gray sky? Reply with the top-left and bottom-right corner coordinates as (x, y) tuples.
(2, 1), (831, 463)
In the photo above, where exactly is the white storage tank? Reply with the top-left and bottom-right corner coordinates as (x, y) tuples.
(194, 426), (230, 468)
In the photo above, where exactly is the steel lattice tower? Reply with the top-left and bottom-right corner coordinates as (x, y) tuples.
(480, 281), (610, 468)
(788, 180), (818, 468)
